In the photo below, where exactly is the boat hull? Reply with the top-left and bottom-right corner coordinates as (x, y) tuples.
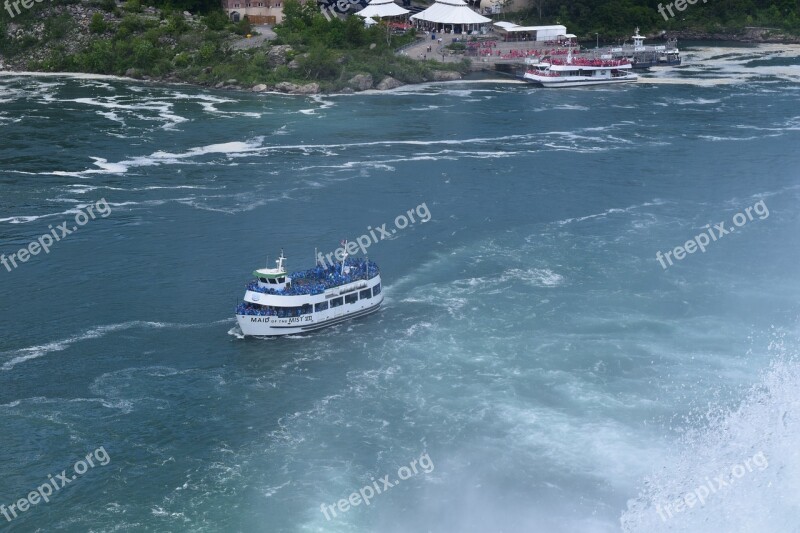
(630, 58), (682, 69)
(237, 293), (384, 337)
(523, 75), (638, 87)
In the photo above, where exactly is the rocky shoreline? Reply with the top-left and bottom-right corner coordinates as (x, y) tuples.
(663, 26), (800, 44)
(218, 66), (461, 94)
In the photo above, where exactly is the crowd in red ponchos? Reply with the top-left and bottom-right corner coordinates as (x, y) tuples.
(549, 57), (631, 67)
(465, 42), (580, 60)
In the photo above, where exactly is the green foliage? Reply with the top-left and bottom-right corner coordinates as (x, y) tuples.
(124, 0), (142, 12)
(131, 37), (157, 67)
(517, 0), (800, 38)
(77, 40), (115, 73)
(44, 14), (75, 40)
(203, 11), (230, 31)
(233, 18), (252, 36)
(89, 13), (108, 34)
(166, 13), (190, 34)
(173, 51), (191, 67)
(296, 45), (341, 79)
(198, 42), (218, 62)
(89, 0), (117, 11)
(118, 14), (150, 38)
(266, 0), (470, 89)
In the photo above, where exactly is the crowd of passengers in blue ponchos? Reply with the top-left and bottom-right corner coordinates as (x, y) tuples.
(236, 302), (310, 318)
(246, 258), (378, 296)
(237, 259), (379, 317)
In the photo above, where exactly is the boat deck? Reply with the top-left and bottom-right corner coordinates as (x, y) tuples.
(247, 258), (379, 297)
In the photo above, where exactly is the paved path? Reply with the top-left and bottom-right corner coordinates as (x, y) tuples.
(231, 25), (278, 50)
(399, 33), (462, 63)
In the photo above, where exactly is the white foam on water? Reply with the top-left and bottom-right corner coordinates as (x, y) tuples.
(553, 199), (669, 226)
(621, 345), (800, 532)
(1, 320), (229, 371)
(228, 326), (245, 339)
(45, 137), (265, 177)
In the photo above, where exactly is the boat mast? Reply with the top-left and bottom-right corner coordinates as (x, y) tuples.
(277, 249), (286, 272)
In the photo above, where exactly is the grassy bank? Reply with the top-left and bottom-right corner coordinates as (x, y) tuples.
(0, 0), (469, 92)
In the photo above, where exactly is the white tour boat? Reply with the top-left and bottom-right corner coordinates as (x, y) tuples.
(235, 250), (383, 337)
(523, 50), (638, 87)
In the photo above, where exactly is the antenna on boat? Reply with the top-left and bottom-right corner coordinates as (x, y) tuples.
(314, 247), (318, 266)
(276, 249), (286, 273)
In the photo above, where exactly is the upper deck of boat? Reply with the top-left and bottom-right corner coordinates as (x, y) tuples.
(247, 258), (379, 297)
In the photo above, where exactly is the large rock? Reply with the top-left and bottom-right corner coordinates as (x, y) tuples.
(274, 82), (299, 93)
(252, 84), (268, 92)
(267, 45), (293, 67)
(274, 82), (320, 95)
(376, 76), (403, 91)
(430, 70), (462, 81)
(348, 74), (373, 91)
(295, 82), (320, 95)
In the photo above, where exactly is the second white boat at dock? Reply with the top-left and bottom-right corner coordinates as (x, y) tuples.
(523, 50), (638, 87)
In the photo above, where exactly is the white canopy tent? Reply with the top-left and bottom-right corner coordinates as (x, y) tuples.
(356, 0), (410, 19)
(410, 0), (490, 32)
(492, 22), (568, 41)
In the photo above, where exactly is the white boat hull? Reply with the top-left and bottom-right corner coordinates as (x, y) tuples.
(524, 73), (638, 87)
(237, 275), (384, 337)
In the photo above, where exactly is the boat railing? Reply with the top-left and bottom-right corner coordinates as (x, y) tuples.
(247, 261), (380, 297)
(550, 58), (630, 67)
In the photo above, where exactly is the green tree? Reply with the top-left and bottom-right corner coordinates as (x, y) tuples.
(89, 13), (108, 34)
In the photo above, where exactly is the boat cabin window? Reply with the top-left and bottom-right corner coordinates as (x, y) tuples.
(345, 293), (358, 304)
(315, 301), (329, 312)
(372, 284), (381, 296)
(360, 289), (371, 300)
(330, 297), (343, 308)
(277, 277), (285, 283)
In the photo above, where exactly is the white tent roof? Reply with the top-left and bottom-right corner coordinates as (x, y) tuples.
(493, 22), (568, 33)
(356, 0), (409, 19)
(410, 0), (490, 25)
